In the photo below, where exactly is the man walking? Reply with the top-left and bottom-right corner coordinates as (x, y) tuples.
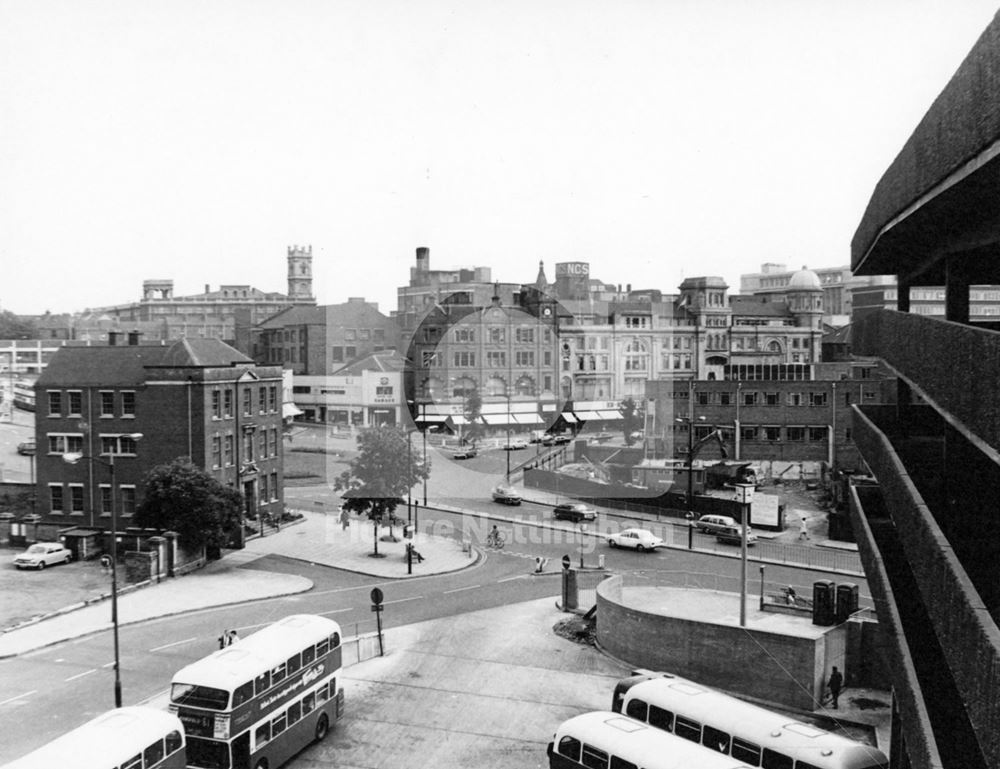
(827, 666), (844, 709)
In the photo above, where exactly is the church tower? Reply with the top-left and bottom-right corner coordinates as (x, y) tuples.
(287, 245), (314, 300)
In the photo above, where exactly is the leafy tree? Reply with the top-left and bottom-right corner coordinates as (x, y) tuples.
(463, 386), (483, 444)
(333, 427), (430, 556)
(0, 311), (37, 339)
(134, 458), (244, 553)
(621, 397), (642, 446)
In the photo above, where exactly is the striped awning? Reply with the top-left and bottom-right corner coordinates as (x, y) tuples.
(513, 413), (543, 425)
(597, 410), (623, 420)
(559, 413), (578, 423)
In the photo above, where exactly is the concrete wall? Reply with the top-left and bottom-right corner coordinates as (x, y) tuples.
(596, 575), (845, 711)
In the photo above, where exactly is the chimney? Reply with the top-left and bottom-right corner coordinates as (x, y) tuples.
(205, 284), (210, 294)
(108, 331), (120, 346)
(128, 330), (142, 346)
(626, 283), (632, 293)
(416, 247), (430, 271)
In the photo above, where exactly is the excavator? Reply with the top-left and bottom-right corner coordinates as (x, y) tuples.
(684, 426), (758, 488)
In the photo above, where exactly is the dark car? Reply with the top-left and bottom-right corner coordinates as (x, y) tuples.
(552, 503), (597, 522)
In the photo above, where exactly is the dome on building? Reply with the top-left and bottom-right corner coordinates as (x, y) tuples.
(788, 266), (822, 290)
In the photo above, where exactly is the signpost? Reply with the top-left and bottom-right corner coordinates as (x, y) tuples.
(370, 587), (384, 656)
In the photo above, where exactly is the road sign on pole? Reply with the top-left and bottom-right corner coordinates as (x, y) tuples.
(561, 554), (571, 570)
(370, 588), (385, 656)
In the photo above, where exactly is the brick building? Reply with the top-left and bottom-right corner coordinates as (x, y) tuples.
(34, 334), (285, 534)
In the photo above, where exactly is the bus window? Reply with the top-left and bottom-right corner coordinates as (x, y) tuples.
(287, 701), (302, 725)
(558, 735), (581, 760)
(255, 722), (271, 747)
(271, 661), (287, 684)
(624, 698), (647, 721)
(331, 632), (341, 648)
(610, 757), (638, 769)
(254, 670), (271, 694)
(648, 705), (673, 732)
(702, 725), (730, 753)
(731, 737), (762, 765)
(762, 748), (794, 769)
(144, 738), (165, 765)
(302, 645), (316, 664)
(272, 712), (287, 736)
(172, 683), (229, 710)
(580, 744), (609, 769)
(674, 715), (701, 742)
(316, 638), (330, 656)
(302, 692), (316, 714)
(317, 682), (330, 702)
(165, 730), (183, 756)
(287, 652), (302, 675)
(121, 755), (142, 769)
(233, 681), (255, 707)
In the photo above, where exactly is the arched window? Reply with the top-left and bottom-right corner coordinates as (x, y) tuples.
(515, 376), (536, 397)
(485, 376), (507, 397)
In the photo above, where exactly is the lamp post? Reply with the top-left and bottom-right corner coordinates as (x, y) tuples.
(676, 415), (705, 542)
(64, 432), (143, 708)
(733, 481), (755, 628)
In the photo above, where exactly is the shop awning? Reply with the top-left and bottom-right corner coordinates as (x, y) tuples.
(513, 413), (543, 425)
(573, 411), (601, 421)
(559, 413), (578, 423)
(597, 410), (623, 420)
(416, 415), (448, 424)
(283, 403), (304, 418)
(451, 415), (470, 425)
(482, 413), (516, 425)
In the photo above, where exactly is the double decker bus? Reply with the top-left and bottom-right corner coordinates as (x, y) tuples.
(612, 673), (888, 769)
(0, 706), (185, 769)
(548, 711), (756, 769)
(169, 614), (344, 769)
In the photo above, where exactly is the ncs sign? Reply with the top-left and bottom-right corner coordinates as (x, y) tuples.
(555, 262), (590, 277)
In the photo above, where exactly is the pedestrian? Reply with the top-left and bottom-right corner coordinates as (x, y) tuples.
(785, 586), (797, 605)
(218, 630), (229, 649)
(339, 506), (350, 531)
(799, 516), (809, 540)
(228, 629), (239, 646)
(827, 666), (844, 709)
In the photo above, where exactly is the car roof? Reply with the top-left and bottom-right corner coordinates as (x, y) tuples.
(622, 528), (654, 535)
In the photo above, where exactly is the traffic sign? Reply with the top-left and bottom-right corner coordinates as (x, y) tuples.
(561, 554), (571, 570)
(370, 587), (384, 606)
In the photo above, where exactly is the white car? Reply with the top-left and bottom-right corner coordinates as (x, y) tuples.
(14, 542), (73, 570)
(503, 438), (529, 450)
(607, 528), (664, 552)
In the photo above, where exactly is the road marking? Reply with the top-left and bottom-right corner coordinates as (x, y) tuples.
(318, 608), (354, 616)
(443, 585), (480, 594)
(497, 575), (527, 583)
(101, 661), (115, 669)
(65, 669), (96, 682)
(0, 690), (36, 706)
(383, 596), (422, 605)
(150, 637), (197, 652)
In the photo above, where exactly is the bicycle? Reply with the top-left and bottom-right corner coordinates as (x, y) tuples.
(486, 531), (505, 549)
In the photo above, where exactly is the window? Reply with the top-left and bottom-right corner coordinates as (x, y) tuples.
(223, 389), (233, 417)
(120, 756), (142, 769)
(144, 739), (166, 766)
(761, 749), (794, 769)
(243, 387), (253, 416)
(515, 327), (535, 343)
(165, 730), (183, 756)
(270, 471), (278, 501)
(316, 637), (330, 656)
(743, 391), (757, 406)
(269, 385), (277, 412)
(345, 346), (356, 359)
(121, 391), (135, 416)
(702, 725), (730, 753)
(674, 715), (701, 742)
(580, 744), (609, 769)
(48, 434), (83, 455)
(100, 485), (112, 515)
(454, 328), (475, 343)
(788, 392), (804, 406)
(212, 436), (222, 468)
(809, 426), (827, 441)
(731, 737), (762, 765)
(810, 391), (828, 407)
(787, 426), (805, 441)
(332, 346), (344, 363)
(763, 426), (781, 441)
(344, 329), (356, 340)
(100, 391), (115, 417)
(453, 351), (476, 367)
(302, 692), (316, 714)
(47, 390), (62, 416)
(488, 327), (505, 343)
(516, 351), (534, 366)
(719, 391), (731, 405)
(271, 712), (287, 736)
(100, 434), (140, 455)
(259, 431), (267, 459)
(648, 705), (673, 731)
(70, 484), (84, 514)
(67, 390), (82, 416)
(244, 431), (254, 462)
(224, 435), (234, 466)
(254, 671), (271, 694)
(212, 390), (221, 419)
(487, 351), (506, 368)
(625, 698), (647, 721)
(287, 652), (302, 675)
(558, 736), (581, 761)
(302, 644), (316, 664)
(421, 350), (439, 367)
(259, 388), (267, 413)
(271, 661), (287, 684)
(49, 484), (63, 513)
(254, 723), (271, 747)
(260, 474), (269, 505)
(764, 392), (779, 406)
(120, 486), (136, 515)
(269, 428), (278, 458)
(287, 700), (302, 724)
(610, 757), (638, 769)
(697, 392), (709, 405)
(233, 681), (254, 707)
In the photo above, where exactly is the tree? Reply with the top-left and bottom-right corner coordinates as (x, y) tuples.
(333, 427), (430, 556)
(134, 458), (244, 553)
(463, 386), (483, 444)
(621, 397), (642, 446)
(0, 311), (37, 340)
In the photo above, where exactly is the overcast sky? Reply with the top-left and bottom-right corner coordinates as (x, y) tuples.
(1, 0), (997, 316)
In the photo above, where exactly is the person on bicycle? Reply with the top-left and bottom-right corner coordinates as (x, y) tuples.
(488, 525), (502, 548)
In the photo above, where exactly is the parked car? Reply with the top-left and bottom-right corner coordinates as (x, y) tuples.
(543, 433), (573, 446)
(16, 440), (35, 456)
(14, 542), (73, 570)
(492, 485), (522, 505)
(503, 438), (529, 450)
(451, 446), (478, 459)
(607, 528), (663, 552)
(696, 514), (738, 535)
(715, 524), (758, 546)
(552, 503), (597, 522)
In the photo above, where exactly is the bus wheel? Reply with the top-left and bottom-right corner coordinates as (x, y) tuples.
(315, 713), (330, 741)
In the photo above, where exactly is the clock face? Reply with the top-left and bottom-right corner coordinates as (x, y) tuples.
(542, 306), (552, 317)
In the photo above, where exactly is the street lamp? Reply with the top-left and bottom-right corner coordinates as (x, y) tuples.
(733, 481), (755, 628)
(64, 432), (143, 708)
(676, 415), (705, 545)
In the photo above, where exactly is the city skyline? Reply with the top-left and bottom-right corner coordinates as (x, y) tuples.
(2, 0), (997, 315)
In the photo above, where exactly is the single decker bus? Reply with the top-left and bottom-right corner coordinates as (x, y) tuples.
(170, 614), (344, 769)
(612, 672), (888, 769)
(548, 711), (757, 769)
(0, 706), (185, 769)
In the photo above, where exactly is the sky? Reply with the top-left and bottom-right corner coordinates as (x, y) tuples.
(1, 0), (998, 316)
